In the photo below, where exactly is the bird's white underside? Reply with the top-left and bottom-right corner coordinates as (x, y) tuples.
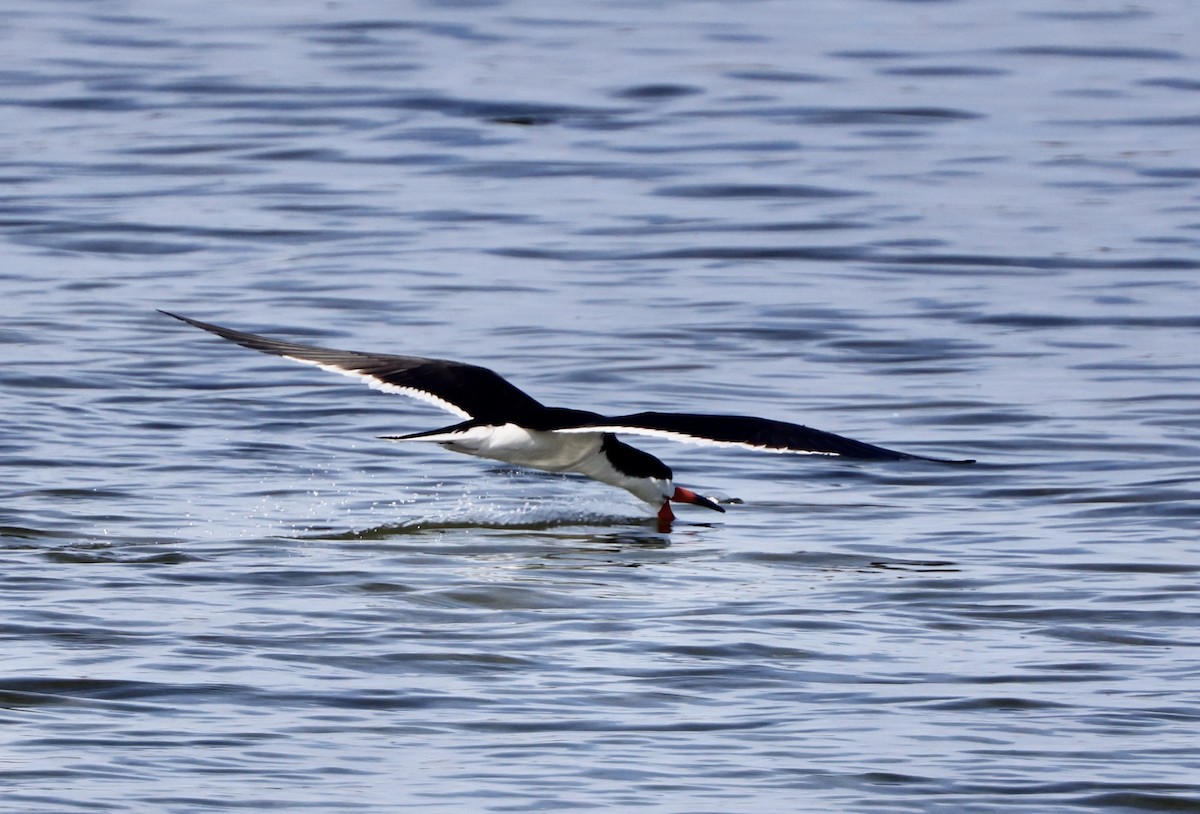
(384, 423), (673, 505)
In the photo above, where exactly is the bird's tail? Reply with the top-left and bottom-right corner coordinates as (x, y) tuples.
(379, 420), (478, 442)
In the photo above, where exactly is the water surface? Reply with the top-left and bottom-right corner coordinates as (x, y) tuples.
(2, 1), (1199, 812)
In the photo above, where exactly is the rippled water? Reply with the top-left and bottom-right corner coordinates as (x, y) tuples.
(3, 1), (1200, 811)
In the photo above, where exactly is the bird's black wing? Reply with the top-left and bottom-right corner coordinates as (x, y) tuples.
(555, 411), (973, 463)
(160, 311), (546, 424)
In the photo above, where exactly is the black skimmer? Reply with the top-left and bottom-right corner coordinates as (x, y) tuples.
(161, 312), (973, 530)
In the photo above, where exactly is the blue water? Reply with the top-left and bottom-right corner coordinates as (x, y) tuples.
(3, 1), (1199, 811)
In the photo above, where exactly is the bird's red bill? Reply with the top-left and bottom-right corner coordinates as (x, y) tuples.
(671, 487), (725, 513)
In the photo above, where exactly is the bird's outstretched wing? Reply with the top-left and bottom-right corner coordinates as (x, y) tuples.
(160, 311), (546, 424)
(555, 411), (974, 463)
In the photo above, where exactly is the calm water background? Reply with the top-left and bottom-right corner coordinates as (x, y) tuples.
(2, 0), (1199, 811)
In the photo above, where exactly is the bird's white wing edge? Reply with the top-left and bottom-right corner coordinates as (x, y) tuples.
(284, 356), (472, 419)
(552, 424), (839, 455)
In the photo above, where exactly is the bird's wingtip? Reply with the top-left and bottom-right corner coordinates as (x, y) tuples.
(158, 309), (196, 325)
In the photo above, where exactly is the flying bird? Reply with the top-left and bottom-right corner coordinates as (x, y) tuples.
(161, 311), (972, 530)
